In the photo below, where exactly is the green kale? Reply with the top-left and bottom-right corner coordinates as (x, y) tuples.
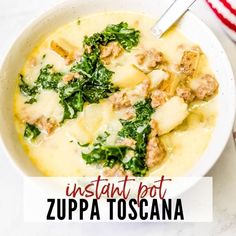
(82, 62), (118, 103)
(60, 91), (84, 121)
(24, 123), (40, 141)
(82, 131), (128, 168)
(81, 100), (154, 177)
(95, 131), (110, 145)
(35, 64), (63, 90)
(118, 99), (154, 176)
(118, 99), (153, 140)
(77, 141), (90, 147)
(19, 22), (140, 124)
(82, 145), (128, 168)
(70, 49), (100, 77)
(19, 64), (63, 104)
(19, 74), (38, 104)
(83, 22), (140, 51)
(61, 62), (117, 122)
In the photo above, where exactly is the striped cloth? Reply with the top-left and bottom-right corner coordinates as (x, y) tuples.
(206, 0), (236, 41)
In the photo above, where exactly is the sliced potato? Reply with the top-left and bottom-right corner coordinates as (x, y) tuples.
(79, 102), (114, 139)
(159, 73), (181, 96)
(112, 64), (149, 89)
(69, 121), (92, 144)
(50, 38), (77, 64)
(148, 69), (170, 90)
(179, 50), (200, 77)
(152, 96), (189, 135)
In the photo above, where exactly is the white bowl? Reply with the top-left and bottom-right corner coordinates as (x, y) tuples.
(0, 0), (235, 177)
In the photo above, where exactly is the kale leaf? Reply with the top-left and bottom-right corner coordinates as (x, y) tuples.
(82, 131), (128, 168)
(61, 61), (117, 122)
(35, 64), (63, 90)
(60, 91), (84, 121)
(19, 74), (38, 104)
(19, 65), (63, 104)
(83, 22), (140, 51)
(81, 100), (154, 177)
(118, 99), (154, 176)
(19, 22), (140, 123)
(82, 62), (118, 103)
(82, 145), (128, 168)
(70, 48), (100, 77)
(24, 123), (40, 141)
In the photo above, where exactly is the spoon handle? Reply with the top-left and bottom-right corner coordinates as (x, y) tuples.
(152, 0), (197, 38)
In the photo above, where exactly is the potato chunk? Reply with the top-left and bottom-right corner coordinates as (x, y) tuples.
(79, 102), (114, 138)
(152, 96), (188, 135)
(159, 74), (181, 96)
(50, 38), (77, 64)
(112, 64), (149, 88)
(148, 69), (170, 90)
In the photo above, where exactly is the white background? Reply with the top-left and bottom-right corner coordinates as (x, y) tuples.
(0, 0), (236, 235)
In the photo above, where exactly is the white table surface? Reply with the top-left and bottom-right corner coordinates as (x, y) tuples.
(0, 0), (236, 235)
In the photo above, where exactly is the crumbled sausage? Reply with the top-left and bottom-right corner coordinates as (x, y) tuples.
(151, 89), (168, 108)
(191, 74), (218, 100)
(176, 86), (195, 103)
(110, 79), (150, 110)
(103, 164), (133, 177)
(100, 42), (123, 65)
(109, 90), (131, 110)
(123, 107), (136, 120)
(35, 116), (58, 135)
(62, 72), (80, 83)
(62, 73), (74, 83)
(117, 138), (136, 149)
(146, 137), (166, 168)
(149, 119), (159, 138)
(135, 48), (164, 73)
(136, 53), (146, 65)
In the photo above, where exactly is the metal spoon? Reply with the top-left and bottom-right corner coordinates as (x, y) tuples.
(152, 0), (197, 38)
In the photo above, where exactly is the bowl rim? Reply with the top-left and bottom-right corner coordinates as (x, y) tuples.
(0, 0), (235, 178)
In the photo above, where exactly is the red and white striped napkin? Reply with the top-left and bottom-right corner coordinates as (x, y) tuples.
(206, 0), (236, 41)
(206, 0), (236, 143)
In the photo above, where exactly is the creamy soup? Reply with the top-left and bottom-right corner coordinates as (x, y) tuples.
(14, 12), (218, 177)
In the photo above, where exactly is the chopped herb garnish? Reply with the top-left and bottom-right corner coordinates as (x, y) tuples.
(77, 19), (81, 25)
(24, 123), (40, 141)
